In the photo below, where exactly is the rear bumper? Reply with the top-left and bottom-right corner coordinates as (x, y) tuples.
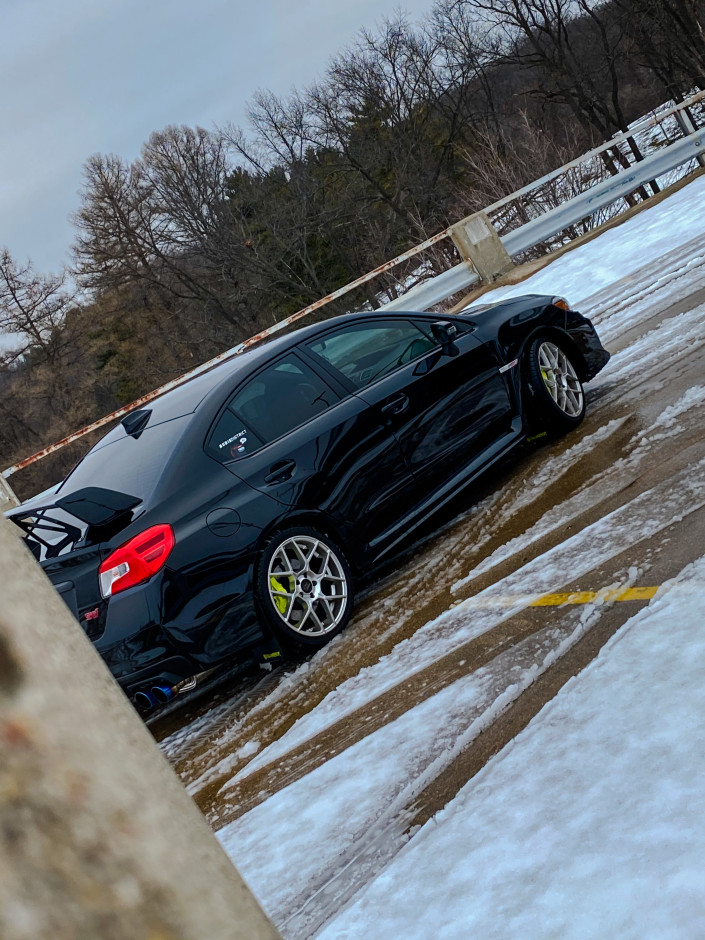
(93, 566), (265, 690)
(116, 656), (202, 695)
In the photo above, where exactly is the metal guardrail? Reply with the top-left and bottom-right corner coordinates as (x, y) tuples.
(504, 129), (705, 255)
(385, 260), (479, 312)
(3, 91), (705, 493)
(484, 89), (705, 216)
(389, 126), (705, 313)
(0, 475), (19, 508)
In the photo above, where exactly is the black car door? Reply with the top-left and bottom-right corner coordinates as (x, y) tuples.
(304, 317), (516, 495)
(205, 351), (413, 550)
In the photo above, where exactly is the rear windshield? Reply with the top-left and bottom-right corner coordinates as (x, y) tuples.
(58, 416), (190, 503)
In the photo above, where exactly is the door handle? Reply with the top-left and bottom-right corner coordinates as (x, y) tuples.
(380, 393), (409, 417)
(264, 459), (296, 484)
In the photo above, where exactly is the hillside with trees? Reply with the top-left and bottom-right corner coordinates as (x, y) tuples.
(2, 0), (704, 498)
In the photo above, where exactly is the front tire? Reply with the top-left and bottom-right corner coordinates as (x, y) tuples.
(255, 526), (354, 648)
(525, 336), (585, 434)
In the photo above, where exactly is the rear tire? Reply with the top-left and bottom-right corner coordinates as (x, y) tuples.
(525, 336), (585, 435)
(255, 526), (354, 648)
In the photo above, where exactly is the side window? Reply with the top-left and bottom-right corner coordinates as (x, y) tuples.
(207, 410), (264, 462)
(207, 354), (339, 462)
(308, 320), (436, 389)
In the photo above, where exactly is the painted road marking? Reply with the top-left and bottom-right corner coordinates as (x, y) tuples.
(454, 587), (660, 610)
(531, 586), (658, 606)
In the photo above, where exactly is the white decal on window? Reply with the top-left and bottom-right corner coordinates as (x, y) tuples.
(218, 429), (248, 449)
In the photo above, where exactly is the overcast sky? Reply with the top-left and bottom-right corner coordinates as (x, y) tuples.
(1, 0), (433, 275)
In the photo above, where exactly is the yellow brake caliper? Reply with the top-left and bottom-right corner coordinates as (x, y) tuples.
(270, 575), (294, 615)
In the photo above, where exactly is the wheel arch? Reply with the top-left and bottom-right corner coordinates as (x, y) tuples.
(517, 325), (589, 382)
(254, 510), (365, 578)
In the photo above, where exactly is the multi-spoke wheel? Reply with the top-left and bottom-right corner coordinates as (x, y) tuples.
(256, 526), (354, 647)
(525, 335), (586, 434)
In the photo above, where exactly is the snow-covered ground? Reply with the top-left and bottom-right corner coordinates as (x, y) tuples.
(210, 173), (705, 938)
(478, 172), (705, 310)
(316, 556), (705, 939)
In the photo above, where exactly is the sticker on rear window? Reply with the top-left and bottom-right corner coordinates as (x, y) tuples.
(218, 429), (248, 451)
(232, 436), (248, 457)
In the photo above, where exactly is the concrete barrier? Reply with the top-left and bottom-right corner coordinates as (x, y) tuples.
(450, 211), (514, 283)
(0, 513), (280, 940)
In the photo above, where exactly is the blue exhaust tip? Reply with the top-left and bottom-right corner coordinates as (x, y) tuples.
(134, 689), (157, 710)
(151, 683), (175, 704)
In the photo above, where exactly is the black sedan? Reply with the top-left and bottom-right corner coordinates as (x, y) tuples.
(8, 296), (609, 710)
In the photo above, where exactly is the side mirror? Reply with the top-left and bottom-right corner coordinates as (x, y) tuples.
(431, 320), (460, 357)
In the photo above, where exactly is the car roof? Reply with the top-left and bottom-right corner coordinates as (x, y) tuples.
(61, 309), (435, 471)
(52, 309), (434, 506)
(142, 309), (435, 418)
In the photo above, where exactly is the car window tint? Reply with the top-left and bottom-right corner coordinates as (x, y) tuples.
(308, 320), (436, 389)
(208, 355), (339, 461)
(59, 416), (190, 502)
(207, 410), (265, 462)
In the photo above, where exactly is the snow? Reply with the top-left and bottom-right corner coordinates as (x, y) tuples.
(218, 667), (501, 927)
(318, 556), (705, 940)
(467, 173), (705, 311)
(218, 598), (619, 934)
(208, 173), (705, 937)
(222, 449), (705, 778)
(461, 386), (705, 586)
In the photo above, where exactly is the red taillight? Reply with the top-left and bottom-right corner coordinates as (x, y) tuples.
(98, 524), (175, 598)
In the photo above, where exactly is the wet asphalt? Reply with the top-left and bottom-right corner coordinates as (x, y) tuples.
(150, 235), (705, 928)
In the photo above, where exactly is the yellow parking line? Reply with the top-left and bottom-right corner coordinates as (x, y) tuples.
(530, 586), (658, 607)
(453, 587), (660, 610)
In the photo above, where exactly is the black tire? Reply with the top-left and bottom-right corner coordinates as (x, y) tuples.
(525, 335), (586, 435)
(255, 525), (354, 648)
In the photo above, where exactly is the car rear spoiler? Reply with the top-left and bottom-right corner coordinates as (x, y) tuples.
(7, 487), (141, 558)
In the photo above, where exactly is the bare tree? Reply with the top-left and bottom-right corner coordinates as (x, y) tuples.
(457, 110), (620, 249)
(0, 249), (75, 364)
(303, 18), (454, 238)
(224, 17), (474, 303)
(431, 0), (516, 140)
(447, 0), (638, 138)
(73, 126), (246, 328)
(615, 0), (705, 98)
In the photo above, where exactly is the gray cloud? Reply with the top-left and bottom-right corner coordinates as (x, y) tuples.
(1, 0), (432, 274)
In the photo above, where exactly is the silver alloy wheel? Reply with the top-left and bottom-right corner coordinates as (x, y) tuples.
(267, 535), (348, 637)
(537, 341), (584, 417)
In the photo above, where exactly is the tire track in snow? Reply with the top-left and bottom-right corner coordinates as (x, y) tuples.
(220, 502), (705, 940)
(217, 452), (705, 819)
(162, 413), (630, 800)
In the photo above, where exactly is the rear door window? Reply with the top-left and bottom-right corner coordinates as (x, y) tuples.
(307, 320), (436, 389)
(207, 354), (339, 462)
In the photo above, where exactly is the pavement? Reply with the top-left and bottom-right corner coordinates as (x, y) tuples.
(152, 216), (705, 936)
